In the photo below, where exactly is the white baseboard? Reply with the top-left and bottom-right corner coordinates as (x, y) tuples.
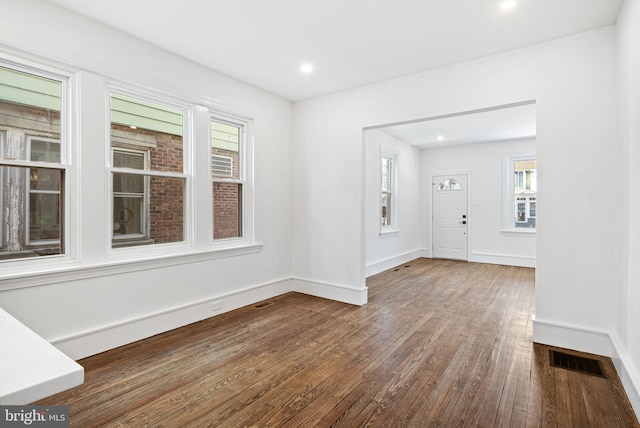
(51, 278), (293, 360)
(365, 250), (429, 277)
(470, 251), (536, 268)
(292, 277), (367, 306)
(532, 316), (613, 356)
(533, 316), (640, 421)
(610, 334), (640, 418)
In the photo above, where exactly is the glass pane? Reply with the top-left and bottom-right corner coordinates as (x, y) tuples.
(112, 174), (185, 247)
(381, 193), (391, 227)
(0, 166), (62, 259)
(30, 139), (60, 163)
(439, 179), (462, 190)
(113, 196), (143, 237)
(114, 151), (145, 169)
(29, 192), (60, 241)
(213, 182), (242, 240)
(211, 120), (240, 180)
(381, 156), (391, 192)
(0, 67), (62, 161)
(111, 93), (183, 173)
(30, 168), (60, 191)
(113, 172), (145, 194)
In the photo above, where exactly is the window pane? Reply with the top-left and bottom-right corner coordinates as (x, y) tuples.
(113, 171), (145, 194)
(0, 67), (61, 159)
(30, 168), (60, 191)
(30, 139), (60, 163)
(212, 119), (242, 241)
(113, 196), (144, 237)
(381, 192), (391, 226)
(213, 182), (242, 240)
(0, 166), (62, 258)
(114, 151), (144, 169)
(29, 192), (60, 241)
(112, 174), (185, 247)
(211, 120), (240, 180)
(513, 159), (537, 228)
(110, 93), (183, 173)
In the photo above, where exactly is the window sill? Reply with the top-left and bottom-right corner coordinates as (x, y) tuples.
(379, 229), (399, 237)
(500, 228), (536, 236)
(0, 243), (263, 292)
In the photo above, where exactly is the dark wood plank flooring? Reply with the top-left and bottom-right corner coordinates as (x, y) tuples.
(38, 258), (639, 427)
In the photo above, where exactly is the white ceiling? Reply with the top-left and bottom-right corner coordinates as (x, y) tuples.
(380, 102), (536, 148)
(42, 0), (622, 102)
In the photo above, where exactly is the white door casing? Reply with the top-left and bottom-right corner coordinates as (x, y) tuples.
(432, 174), (468, 261)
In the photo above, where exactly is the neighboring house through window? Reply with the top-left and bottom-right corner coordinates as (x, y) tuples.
(513, 159), (537, 228)
(109, 91), (187, 248)
(211, 118), (243, 240)
(0, 64), (67, 260)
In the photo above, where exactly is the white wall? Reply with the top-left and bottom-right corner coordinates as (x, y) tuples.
(0, 0), (294, 359)
(422, 138), (536, 267)
(364, 129), (422, 276)
(293, 26), (621, 352)
(616, 0), (640, 414)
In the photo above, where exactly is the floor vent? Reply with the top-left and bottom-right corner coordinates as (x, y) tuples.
(254, 301), (274, 309)
(393, 268), (400, 272)
(404, 265), (411, 268)
(549, 350), (606, 378)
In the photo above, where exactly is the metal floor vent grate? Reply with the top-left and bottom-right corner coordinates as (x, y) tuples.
(549, 350), (606, 378)
(254, 301), (274, 309)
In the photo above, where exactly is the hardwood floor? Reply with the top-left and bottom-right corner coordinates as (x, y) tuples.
(39, 259), (638, 427)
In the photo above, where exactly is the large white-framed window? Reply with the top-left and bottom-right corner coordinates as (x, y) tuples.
(380, 147), (398, 233)
(108, 88), (190, 250)
(0, 62), (70, 261)
(210, 115), (252, 243)
(503, 154), (537, 232)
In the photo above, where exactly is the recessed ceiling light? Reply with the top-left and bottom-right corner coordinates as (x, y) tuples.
(500, 0), (516, 10)
(300, 63), (313, 74)
(437, 135), (445, 141)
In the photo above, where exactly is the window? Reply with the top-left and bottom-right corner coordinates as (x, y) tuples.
(438, 178), (462, 190)
(510, 158), (537, 229)
(109, 91), (187, 248)
(380, 148), (397, 231)
(0, 64), (68, 260)
(211, 118), (243, 240)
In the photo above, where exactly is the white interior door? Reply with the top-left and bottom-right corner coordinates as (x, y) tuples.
(432, 174), (468, 261)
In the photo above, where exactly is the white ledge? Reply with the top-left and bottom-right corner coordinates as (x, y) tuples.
(0, 243), (263, 291)
(0, 307), (84, 404)
(500, 228), (536, 236)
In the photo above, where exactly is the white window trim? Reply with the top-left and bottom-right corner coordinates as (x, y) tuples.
(209, 112), (254, 246)
(380, 146), (398, 235)
(502, 154), (537, 235)
(106, 85), (193, 259)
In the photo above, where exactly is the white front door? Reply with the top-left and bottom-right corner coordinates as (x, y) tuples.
(432, 174), (468, 261)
